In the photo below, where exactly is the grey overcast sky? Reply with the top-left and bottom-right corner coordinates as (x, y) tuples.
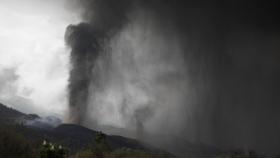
(0, 0), (80, 116)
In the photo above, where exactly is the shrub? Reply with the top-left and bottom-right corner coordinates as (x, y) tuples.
(0, 126), (36, 158)
(71, 149), (94, 158)
(40, 140), (68, 158)
(215, 149), (262, 158)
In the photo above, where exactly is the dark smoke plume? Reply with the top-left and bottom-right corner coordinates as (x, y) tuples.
(65, 23), (98, 124)
(65, 0), (133, 124)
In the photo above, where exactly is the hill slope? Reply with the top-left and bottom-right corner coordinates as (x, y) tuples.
(0, 102), (174, 157)
(0, 102), (25, 123)
(0, 102), (220, 158)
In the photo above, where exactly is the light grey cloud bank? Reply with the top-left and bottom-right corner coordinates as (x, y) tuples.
(0, 0), (80, 116)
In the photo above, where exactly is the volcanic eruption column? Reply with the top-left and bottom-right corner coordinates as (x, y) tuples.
(65, 0), (131, 124)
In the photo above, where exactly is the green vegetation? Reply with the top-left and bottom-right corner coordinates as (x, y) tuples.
(71, 132), (173, 158)
(71, 149), (94, 158)
(40, 140), (68, 158)
(73, 148), (169, 158)
(92, 132), (112, 157)
(72, 147), (172, 158)
(1, 124), (280, 158)
(69, 132), (110, 158)
(0, 124), (173, 158)
(215, 149), (263, 158)
(0, 125), (37, 158)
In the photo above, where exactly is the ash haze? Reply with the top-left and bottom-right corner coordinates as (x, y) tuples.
(66, 0), (280, 156)
(1, 0), (280, 157)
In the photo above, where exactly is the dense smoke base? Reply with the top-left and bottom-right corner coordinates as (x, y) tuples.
(66, 0), (280, 156)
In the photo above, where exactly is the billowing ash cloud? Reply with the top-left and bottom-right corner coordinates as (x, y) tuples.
(65, 0), (133, 124)
(66, 0), (280, 156)
(65, 23), (98, 124)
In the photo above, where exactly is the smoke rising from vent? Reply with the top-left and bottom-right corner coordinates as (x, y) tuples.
(65, 0), (280, 156)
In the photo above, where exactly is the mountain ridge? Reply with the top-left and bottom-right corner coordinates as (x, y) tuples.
(0, 102), (175, 157)
(0, 102), (220, 158)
